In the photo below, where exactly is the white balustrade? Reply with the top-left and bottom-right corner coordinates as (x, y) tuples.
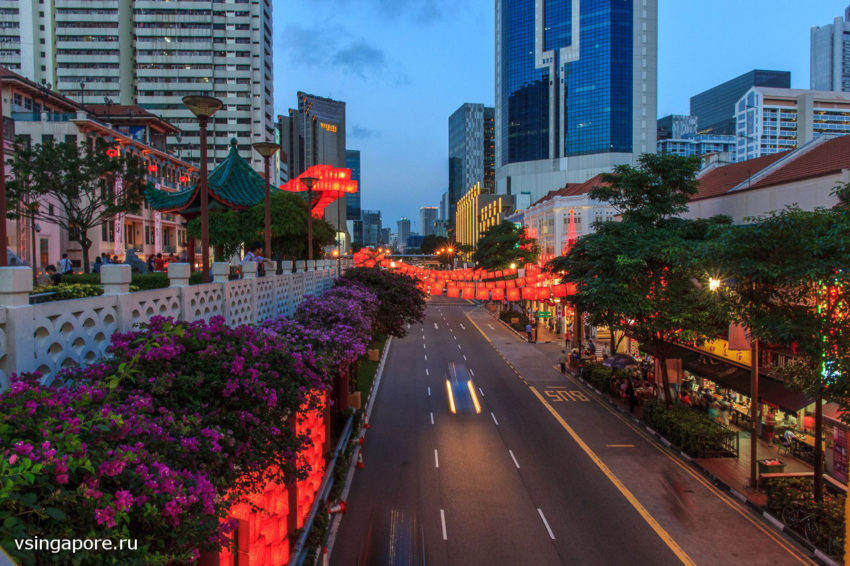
(0, 262), (349, 389)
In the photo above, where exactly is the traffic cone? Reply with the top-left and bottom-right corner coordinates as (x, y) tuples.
(358, 430), (365, 445)
(363, 414), (371, 429)
(356, 450), (365, 469)
(328, 500), (347, 514)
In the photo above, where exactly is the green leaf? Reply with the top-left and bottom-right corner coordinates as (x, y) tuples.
(45, 507), (66, 521)
(19, 492), (37, 507)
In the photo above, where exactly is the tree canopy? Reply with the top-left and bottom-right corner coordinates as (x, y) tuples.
(7, 137), (148, 272)
(472, 221), (539, 270)
(337, 267), (426, 338)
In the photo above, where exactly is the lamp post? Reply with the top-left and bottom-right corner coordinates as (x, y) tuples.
(104, 97), (113, 125)
(300, 176), (318, 272)
(251, 142), (280, 272)
(79, 80), (86, 108)
(182, 95), (223, 283)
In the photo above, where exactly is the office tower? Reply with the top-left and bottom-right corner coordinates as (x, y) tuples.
(280, 92), (348, 236)
(419, 206), (438, 237)
(495, 0), (657, 203)
(811, 5), (850, 91)
(397, 218), (411, 251)
(690, 70), (790, 135)
(657, 115), (735, 159)
(0, 1), (275, 175)
(440, 191), (449, 220)
(361, 210), (382, 247)
(735, 87), (850, 161)
(657, 115), (698, 140)
(379, 228), (391, 246)
(346, 149), (361, 223)
(448, 103), (495, 226)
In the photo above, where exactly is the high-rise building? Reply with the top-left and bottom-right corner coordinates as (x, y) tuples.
(419, 206), (438, 237)
(734, 87), (850, 161)
(280, 92), (348, 238)
(397, 218), (411, 251)
(0, 1), (275, 176)
(657, 115), (699, 140)
(448, 103), (495, 226)
(361, 210), (382, 247)
(811, 5), (850, 92)
(657, 115), (735, 159)
(379, 228), (391, 246)
(690, 70), (790, 135)
(440, 191), (449, 221)
(345, 149), (361, 224)
(456, 183), (514, 254)
(495, 0), (657, 203)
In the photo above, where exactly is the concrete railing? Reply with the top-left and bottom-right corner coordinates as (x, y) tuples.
(0, 259), (354, 389)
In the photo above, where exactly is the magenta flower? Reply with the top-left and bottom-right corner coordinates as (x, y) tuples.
(94, 507), (116, 528)
(114, 490), (134, 512)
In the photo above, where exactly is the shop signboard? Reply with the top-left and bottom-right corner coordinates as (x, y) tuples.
(536, 311), (551, 318)
(833, 427), (848, 483)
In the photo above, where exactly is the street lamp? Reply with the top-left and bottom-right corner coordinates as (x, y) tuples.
(708, 277), (721, 292)
(300, 176), (318, 272)
(182, 95), (223, 283)
(79, 80), (86, 108)
(252, 141), (280, 273)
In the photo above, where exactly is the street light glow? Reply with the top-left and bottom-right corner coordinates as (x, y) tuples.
(709, 277), (721, 292)
(510, 263), (517, 270)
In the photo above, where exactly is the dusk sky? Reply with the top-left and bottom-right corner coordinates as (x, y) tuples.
(274, 0), (849, 233)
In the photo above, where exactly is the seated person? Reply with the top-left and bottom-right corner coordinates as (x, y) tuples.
(679, 391), (692, 407)
(783, 427), (797, 445)
(46, 265), (61, 286)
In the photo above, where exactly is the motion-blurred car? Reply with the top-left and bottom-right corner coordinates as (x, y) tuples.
(357, 509), (426, 566)
(445, 362), (481, 415)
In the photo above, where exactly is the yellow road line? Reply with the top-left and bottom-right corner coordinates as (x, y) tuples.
(530, 386), (696, 566)
(606, 444), (636, 448)
(563, 372), (815, 565)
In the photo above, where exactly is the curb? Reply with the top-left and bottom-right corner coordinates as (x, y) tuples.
(565, 366), (840, 566)
(324, 335), (394, 562)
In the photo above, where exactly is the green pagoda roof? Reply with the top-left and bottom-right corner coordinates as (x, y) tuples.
(145, 138), (268, 215)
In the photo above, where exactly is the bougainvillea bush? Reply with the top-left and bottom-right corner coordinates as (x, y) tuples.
(337, 267), (427, 338)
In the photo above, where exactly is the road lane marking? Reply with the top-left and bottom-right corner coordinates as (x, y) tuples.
(434, 449), (439, 468)
(426, 369), (430, 376)
(544, 388), (590, 402)
(478, 387), (485, 397)
(509, 449), (520, 469)
(434, 322), (439, 330)
(491, 412), (499, 425)
(607, 444), (635, 448)
(487, 323), (495, 330)
(537, 509), (555, 540)
(424, 354), (428, 361)
(469, 369), (474, 376)
(423, 343), (426, 349)
(457, 344), (461, 349)
(427, 386), (431, 396)
(453, 335), (457, 340)
(462, 354), (467, 361)
(430, 412), (434, 425)
(440, 509), (447, 540)
(459, 323), (466, 330)
(529, 386), (695, 565)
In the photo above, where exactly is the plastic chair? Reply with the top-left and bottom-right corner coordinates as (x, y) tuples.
(778, 439), (792, 456)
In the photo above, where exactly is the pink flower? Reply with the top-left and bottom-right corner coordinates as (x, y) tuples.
(114, 490), (134, 512)
(8, 454), (18, 465)
(94, 507), (116, 528)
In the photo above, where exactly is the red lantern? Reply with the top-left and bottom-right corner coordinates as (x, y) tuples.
(491, 288), (505, 301)
(178, 175), (189, 183)
(106, 147), (120, 158)
(522, 287), (536, 300)
(507, 288), (521, 302)
(148, 164), (158, 173)
(476, 288), (490, 301)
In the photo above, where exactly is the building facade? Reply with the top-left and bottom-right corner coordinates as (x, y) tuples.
(734, 87), (850, 161)
(455, 182), (514, 253)
(361, 210), (382, 247)
(495, 0), (657, 203)
(658, 135), (736, 159)
(0, 0), (275, 177)
(811, 5), (850, 92)
(419, 206), (438, 237)
(689, 70), (790, 136)
(448, 103), (495, 226)
(279, 92), (348, 239)
(0, 69), (194, 270)
(345, 149), (361, 226)
(397, 217), (411, 251)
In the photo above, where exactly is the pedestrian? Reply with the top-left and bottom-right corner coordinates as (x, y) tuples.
(564, 329), (572, 350)
(719, 402), (731, 427)
(525, 322), (533, 343)
(154, 253), (165, 272)
(58, 253), (73, 274)
(92, 256), (103, 274)
(558, 349), (567, 374)
(111, 255), (120, 264)
(45, 265), (62, 285)
(679, 391), (692, 407)
(146, 254), (156, 272)
(242, 242), (264, 277)
(627, 380), (638, 413)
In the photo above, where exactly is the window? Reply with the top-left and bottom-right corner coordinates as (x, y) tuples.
(145, 225), (154, 245)
(102, 220), (115, 242)
(48, 204), (54, 216)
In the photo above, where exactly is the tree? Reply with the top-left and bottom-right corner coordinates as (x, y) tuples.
(186, 209), (245, 262)
(7, 137), (147, 272)
(420, 234), (449, 255)
(704, 197), (850, 501)
(338, 267), (426, 338)
(550, 154), (728, 405)
(472, 221), (539, 270)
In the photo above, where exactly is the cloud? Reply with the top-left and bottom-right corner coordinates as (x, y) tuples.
(331, 41), (387, 78)
(351, 125), (379, 139)
(312, 0), (462, 24)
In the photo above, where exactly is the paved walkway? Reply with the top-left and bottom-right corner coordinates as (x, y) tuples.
(487, 308), (818, 508)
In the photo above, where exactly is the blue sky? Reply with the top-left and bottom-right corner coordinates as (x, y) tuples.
(274, 0), (848, 233)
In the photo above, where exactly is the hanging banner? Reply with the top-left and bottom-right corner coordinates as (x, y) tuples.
(113, 177), (123, 256)
(154, 210), (162, 253)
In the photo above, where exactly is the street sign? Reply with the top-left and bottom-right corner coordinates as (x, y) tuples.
(536, 311), (551, 318)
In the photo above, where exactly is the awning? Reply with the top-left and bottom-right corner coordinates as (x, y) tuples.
(639, 342), (812, 413)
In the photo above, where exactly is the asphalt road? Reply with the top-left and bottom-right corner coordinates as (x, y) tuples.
(331, 298), (815, 566)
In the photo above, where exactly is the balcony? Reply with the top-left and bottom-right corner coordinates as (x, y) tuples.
(11, 112), (75, 122)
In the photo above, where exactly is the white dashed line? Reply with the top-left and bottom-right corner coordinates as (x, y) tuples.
(469, 369), (474, 376)
(457, 344), (461, 350)
(426, 369), (430, 376)
(459, 323), (466, 330)
(478, 387), (485, 397)
(487, 324), (495, 330)
(462, 354), (467, 361)
(538, 509), (555, 540)
(430, 412), (434, 425)
(509, 449), (520, 469)
(434, 449), (439, 468)
(423, 344), (426, 349)
(440, 510), (448, 540)
(434, 322), (439, 330)
(425, 354), (428, 361)
(428, 386), (431, 396)
(491, 412), (499, 425)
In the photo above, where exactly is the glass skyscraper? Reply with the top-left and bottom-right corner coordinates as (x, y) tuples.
(448, 103), (495, 226)
(345, 150), (361, 221)
(495, 0), (656, 203)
